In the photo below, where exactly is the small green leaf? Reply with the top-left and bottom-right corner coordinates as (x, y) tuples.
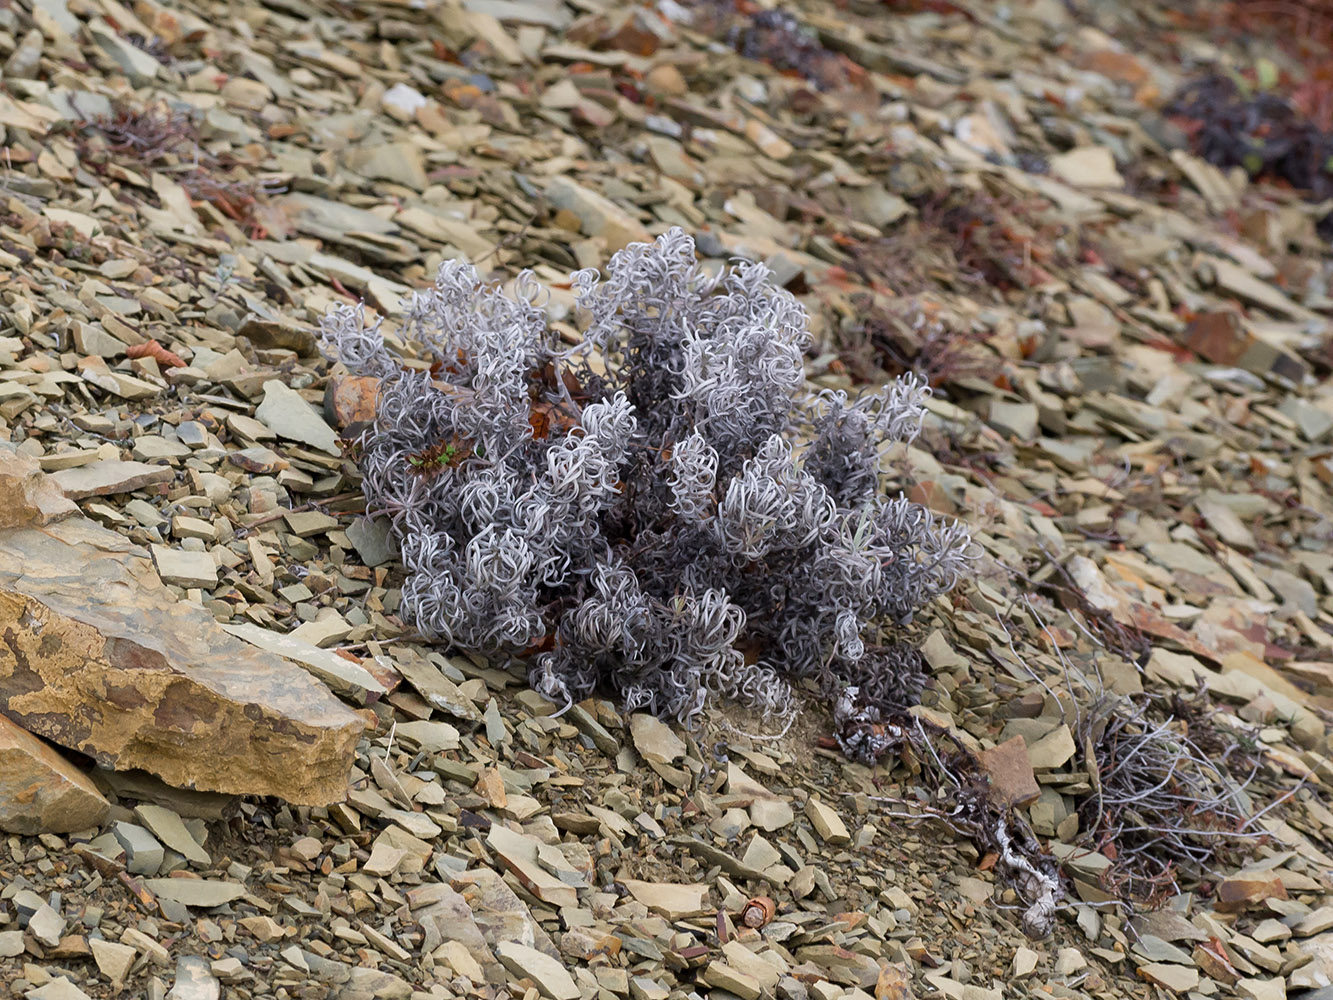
(1255, 58), (1279, 91)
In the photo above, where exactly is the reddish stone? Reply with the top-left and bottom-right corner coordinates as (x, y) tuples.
(1216, 872), (1287, 912)
(978, 736), (1040, 807)
(1076, 49), (1149, 86)
(1183, 311), (1306, 383)
(324, 374), (381, 429)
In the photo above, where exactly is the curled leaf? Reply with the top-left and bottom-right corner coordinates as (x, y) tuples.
(125, 339), (186, 369)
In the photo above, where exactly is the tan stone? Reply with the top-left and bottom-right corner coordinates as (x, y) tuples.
(1136, 963), (1199, 994)
(475, 766), (508, 809)
(487, 822), (577, 908)
(1049, 146), (1123, 188)
(496, 941), (579, 1000)
(621, 879), (709, 919)
(721, 941), (783, 990)
(644, 64), (687, 97)
(978, 735), (1040, 807)
(48, 459), (175, 500)
(89, 938), (136, 987)
(702, 963), (761, 1000)
(1011, 947), (1039, 978)
(0, 449), (362, 806)
(545, 177), (650, 252)
(1026, 724), (1076, 770)
(0, 713), (109, 834)
(805, 797), (851, 844)
(629, 712), (686, 765)
(434, 940), (487, 982)
(0, 445), (78, 529)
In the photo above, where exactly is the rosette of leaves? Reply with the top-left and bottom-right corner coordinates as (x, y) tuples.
(320, 229), (974, 725)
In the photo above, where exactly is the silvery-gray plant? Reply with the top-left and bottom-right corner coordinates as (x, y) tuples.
(320, 228), (974, 725)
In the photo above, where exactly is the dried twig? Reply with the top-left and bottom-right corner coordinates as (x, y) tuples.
(833, 689), (1062, 937)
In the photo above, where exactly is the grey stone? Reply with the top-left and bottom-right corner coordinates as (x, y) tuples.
(132, 436), (191, 462)
(1279, 396), (1333, 442)
(3, 29), (43, 78)
(392, 721), (461, 753)
(134, 804), (211, 867)
(346, 516), (399, 567)
(167, 956), (221, 1000)
(112, 821), (165, 875)
(566, 704), (620, 756)
(331, 967), (412, 1000)
(343, 142), (429, 190)
(88, 18), (162, 84)
(176, 421), (209, 448)
(1131, 935), (1195, 964)
(223, 622), (386, 705)
(45, 90), (115, 122)
(254, 379), (340, 455)
(988, 400), (1039, 440)
(0, 930), (23, 957)
(142, 878), (246, 908)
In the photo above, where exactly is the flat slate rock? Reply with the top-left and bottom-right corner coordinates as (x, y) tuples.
(254, 379), (341, 455)
(49, 459), (175, 499)
(224, 622), (387, 705)
(142, 878), (246, 908)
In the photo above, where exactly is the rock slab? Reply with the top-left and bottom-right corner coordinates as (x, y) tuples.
(0, 446), (362, 805)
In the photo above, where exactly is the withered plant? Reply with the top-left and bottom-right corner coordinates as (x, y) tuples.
(1076, 688), (1269, 905)
(321, 229), (975, 725)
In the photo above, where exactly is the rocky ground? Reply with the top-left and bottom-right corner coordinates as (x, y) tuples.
(2, 0), (1333, 999)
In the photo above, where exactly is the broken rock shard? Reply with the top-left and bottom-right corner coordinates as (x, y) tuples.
(0, 446), (362, 806)
(0, 446), (78, 529)
(0, 712), (110, 834)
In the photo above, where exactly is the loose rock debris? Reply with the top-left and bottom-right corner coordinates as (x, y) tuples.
(0, 0), (1331, 999)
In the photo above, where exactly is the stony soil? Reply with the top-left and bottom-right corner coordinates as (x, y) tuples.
(1, 1), (1333, 1000)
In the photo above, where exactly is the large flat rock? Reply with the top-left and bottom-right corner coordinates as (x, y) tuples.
(0, 446), (362, 805)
